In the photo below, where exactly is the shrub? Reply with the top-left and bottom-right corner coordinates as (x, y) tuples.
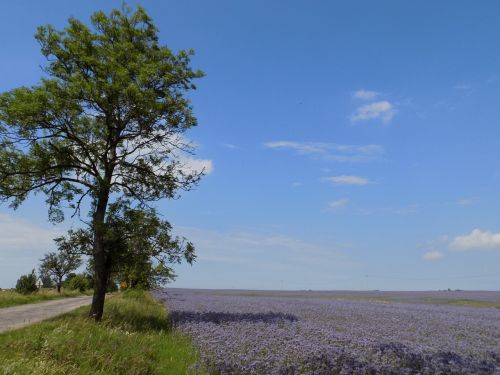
(15, 270), (38, 294)
(67, 274), (88, 292)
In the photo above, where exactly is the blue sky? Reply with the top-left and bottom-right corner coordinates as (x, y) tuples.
(1, 1), (500, 290)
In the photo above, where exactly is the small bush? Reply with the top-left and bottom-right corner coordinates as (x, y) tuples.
(67, 274), (88, 292)
(15, 270), (38, 295)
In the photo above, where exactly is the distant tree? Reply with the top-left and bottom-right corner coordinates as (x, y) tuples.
(15, 270), (38, 294)
(58, 200), (196, 290)
(67, 274), (89, 292)
(39, 273), (54, 288)
(39, 247), (82, 293)
(0, 6), (204, 320)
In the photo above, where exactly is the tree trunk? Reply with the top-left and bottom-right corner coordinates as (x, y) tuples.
(89, 248), (107, 321)
(56, 280), (61, 293)
(89, 190), (110, 321)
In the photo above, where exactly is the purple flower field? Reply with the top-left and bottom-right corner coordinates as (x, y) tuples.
(156, 289), (500, 374)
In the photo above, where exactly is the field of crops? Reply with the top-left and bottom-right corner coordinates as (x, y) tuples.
(156, 289), (500, 374)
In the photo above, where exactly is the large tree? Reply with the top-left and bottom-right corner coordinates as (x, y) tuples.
(0, 6), (204, 320)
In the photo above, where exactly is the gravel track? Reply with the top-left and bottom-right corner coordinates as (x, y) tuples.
(0, 296), (92, 333)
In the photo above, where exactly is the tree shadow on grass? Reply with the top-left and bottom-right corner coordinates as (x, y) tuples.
(170, 310), (298, 326)
(103, 309), (172, 332)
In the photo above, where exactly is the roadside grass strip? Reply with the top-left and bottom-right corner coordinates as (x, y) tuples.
(0, 289), (203, 375)
(0, 289), (92, 309)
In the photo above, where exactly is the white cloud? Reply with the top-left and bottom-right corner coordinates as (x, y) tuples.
(264, 141), (327, 155)
(169, 226), (360, 289)
(0, 213), (64, 288)
(351, 101), (396, 124)
(421, 229), (500, 263)
(457, 198), (476, 206)
(0, 214), (61, 252)
(450, 229), (500, 251)
(423, 251), (444, 260)
(175, 226), (355, 268)
(291, 182), (303, 188)
(264, 141), (384, 162)
(116, 134), (214, 184)
(419, 235), (449, 251)
(179, 156), (214, 176)
(324, 175), (369, 186)
(327, 199), (349, 211)
(353, 89), (379, 100)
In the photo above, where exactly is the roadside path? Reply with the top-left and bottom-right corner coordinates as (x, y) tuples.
(0, 296), (92, 333)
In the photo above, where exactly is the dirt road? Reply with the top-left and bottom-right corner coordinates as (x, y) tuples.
(0, 296), (92, 333)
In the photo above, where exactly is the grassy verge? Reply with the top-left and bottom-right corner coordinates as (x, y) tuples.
(427, 298), (500, 309)
(231, 292), (500, 309)
(0, 288), (92, 308)
(0, 289), (203, 374)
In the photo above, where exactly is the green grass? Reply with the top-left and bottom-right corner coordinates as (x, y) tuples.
(427, 298), (500, 309)
(231, 292), (500, 310)
(0, 289), (203, 374)
(0, 288), (92, 308)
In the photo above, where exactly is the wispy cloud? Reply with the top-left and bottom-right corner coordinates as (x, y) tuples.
(351, 101), (396, 124)
(174, 226), (357, 271)
(326, 199), (349, 211)
(453, 84), (471, 90)
(419, 235), (449, 261)
(291, 182), (303, 188)
(324, 175), (369, 186)
(0, 214), (61, 252)
(386, 204), (419, 215)
(450, 229), (500, 251)
(423, 251), (444, 261)
(0, 214), (64, 287)
(179, 156), (214, 176)
(264, 141), (384, 162)
(121, 134), (214, 178)
(265, 141), (328, 155)
(352, 89), (379, 100)
(456, 197), (477, 206)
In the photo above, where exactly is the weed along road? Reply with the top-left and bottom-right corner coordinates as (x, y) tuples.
(0, 296), (92, 333)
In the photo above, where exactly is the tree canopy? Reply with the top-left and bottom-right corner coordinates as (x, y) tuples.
(0, 5), (204, 320)
(59, 201), (196, 289)
(39, 246), (82, 292)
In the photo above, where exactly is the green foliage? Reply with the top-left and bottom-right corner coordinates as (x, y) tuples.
(0, 289), (90, 308)
(0, 5), (204, 319)
(67, 274), (88, 292)
(64, 273), (78, 283)
(81, 271), (117, 292)
(0, 5), (204, 219)
(0, 291), (204, 374)
(15, 270), (38, 295)
(59, 201), (196, 290)
(39, 273), (54, 288)
(39, 247), (82, 292)
(106, 279), (119, 293)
